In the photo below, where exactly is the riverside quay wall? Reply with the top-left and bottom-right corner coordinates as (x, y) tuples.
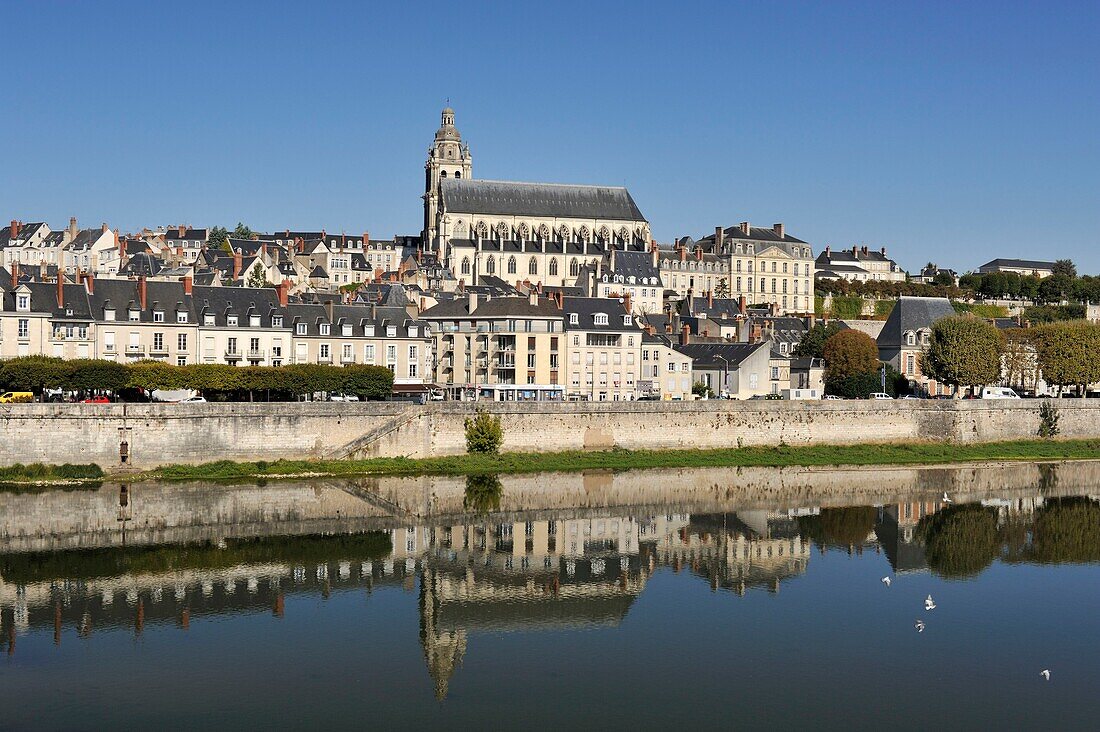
(1, 400), (1099, 468)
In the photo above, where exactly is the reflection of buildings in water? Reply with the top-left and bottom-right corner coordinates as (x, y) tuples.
(410, 513), (690, 699)
(653, 511), (811, 595)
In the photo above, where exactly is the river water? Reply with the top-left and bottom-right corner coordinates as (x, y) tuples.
(1, 462), (1098, 730)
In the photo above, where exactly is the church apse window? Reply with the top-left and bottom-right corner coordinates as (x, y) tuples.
(440, 171), (447, 179)
(507, 256), (517, 275)
(550, 259), (559, 276)
(461, 257), (471, 275)
(454, 171), (461, 178)
(569, 258), (579, 277)
(486, 257), (496, 274)
(529, 259), (538, 275)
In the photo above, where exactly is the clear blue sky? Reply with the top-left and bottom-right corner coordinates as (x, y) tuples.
(3, 1), (1098, 273)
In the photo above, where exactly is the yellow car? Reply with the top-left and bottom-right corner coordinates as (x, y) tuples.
(0, 392), (34, 403)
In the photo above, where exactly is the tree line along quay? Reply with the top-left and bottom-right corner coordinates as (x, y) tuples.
(0, 357), (394, 401)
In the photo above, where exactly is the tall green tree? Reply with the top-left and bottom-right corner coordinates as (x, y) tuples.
(1052, 259), (1077, 279)
(233, 222), (255, 240)
(1031, 321), (1100, 397)
(921, 316), (1004, 393)
(795, 321), (843, 359)
(246, 265), (268, 289)
(208, 226), (229, 250)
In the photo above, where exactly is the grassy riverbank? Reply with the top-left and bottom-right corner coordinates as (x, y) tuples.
(123, 439), (1100, 482)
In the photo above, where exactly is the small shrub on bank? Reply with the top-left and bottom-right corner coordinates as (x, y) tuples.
(1038, 401), (1061, 439)
(464, 410), (503, 454)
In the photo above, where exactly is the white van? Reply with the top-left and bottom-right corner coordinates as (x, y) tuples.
(981, 386), (1021, 400)
(868, 393), (893, 400)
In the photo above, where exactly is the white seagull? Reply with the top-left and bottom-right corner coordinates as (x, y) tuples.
(1040, 669), (1051, 681)
(942, 491), (953, 504)
(882, 577), (892, 587)
(925, 594), (937, 611)
(915, 620), (925, 633)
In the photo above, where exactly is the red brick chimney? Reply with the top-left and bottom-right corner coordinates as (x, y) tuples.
(678, 243), (686, 262)
(773, 223), (785, 239)
(84, 271), (95, 294)
(740, 221), (750, 236)
(177, 225), (186, 237)
(694, 246), (703, 261)
(9, 220), (19, 240)
(181, 275), (193, 295)
(137, 276), (148, 310)
(56, 273), (65, 308)
(707, 290), (714, 308)
(68, 217), (78, 240)
(232, 251), (242, 280)
(277, 279), (291, 307)
(623, 291), (632, 312)
(680, 324), (690, 345)
(10, 262), (19, 284)
(738, 294), (747, 315)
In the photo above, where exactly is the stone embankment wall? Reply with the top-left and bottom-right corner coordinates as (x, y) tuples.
(0, 400), (1097, 468)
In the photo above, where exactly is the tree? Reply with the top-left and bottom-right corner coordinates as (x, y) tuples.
(1037, 273), (1074, 304)
(918, 504), (1000, 578)
(713, 278), (731, 299)
(245, 265), (268, 289)
(463, 474), (503, 513)
(1052, 259), (1077, 279)
(921, 316), (1004, 394)
(933, 270), (955, 287)
(798, 506), (878, 549)
(1031, 321), (1100, 396)
(795, 321), (843, 359)
(208, 226), (229, 250)
(825, 364), (904, 399)
(1001, 328), (1036, 390)
(692, 381), (712, 399)
(464, 410), (503, 454)
(233, 222), (255, 240)
(823, 330), (878, 381)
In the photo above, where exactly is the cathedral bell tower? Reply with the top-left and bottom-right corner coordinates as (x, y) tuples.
(423, 107), (472, 253)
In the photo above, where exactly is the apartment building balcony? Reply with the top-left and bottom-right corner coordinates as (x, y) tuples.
(340, 353), (356, 364)
(317, 355), (333, 364)
(149, 345), (170, 357)
(125, 345), (146, 357)
(225, 348), (242, 361)
(247, 349), (266, 361)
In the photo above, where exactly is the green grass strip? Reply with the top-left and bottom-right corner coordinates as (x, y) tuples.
(135, 439), (1100, 482)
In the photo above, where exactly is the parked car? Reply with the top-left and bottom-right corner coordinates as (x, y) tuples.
(181, 395), (207, 403)
(868, 393), (893, 400)
(900, 394), (925, 400)
(81, 396), (111, 404)
(981, 387), (1021, 400)
(821, 394), (844, 401)
(0, 391), (34, 403)
(328, 393), (360, 402)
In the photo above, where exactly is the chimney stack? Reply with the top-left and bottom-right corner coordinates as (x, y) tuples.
(738, 294), (747, 315)
(181, 275), (193, 295)
(880, 246), (886, 256)
(102, 223), (109, 234)
(623, 291), (632, 313)
(679, 243), (686, 262)
(10, 261), (19, 284)
(137, 276), (148, 310)
(468, 291), (478, 314)
(9, 220), (20, 240)
(68, 217), (78, 240)
(56, 273), (65, 308)
(232, 251), (242, 280)
(680, 324), (690, 346)
(715, 226), (725, 252)
(529, 291), (538, 306)
(862, 246), (869, 255)
(825, 245), (830, 256)
(84, 271), (95, 294)
(740, 221), (751, 236)
(177, 225), (186, 237)
(773, 223), (784, 239)
(324, 298), (334, 325)
(708, 290), (714, 309)
(695, 246), (703, 261)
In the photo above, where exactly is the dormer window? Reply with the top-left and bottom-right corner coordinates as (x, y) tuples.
(408, 326), (418, 338)
(272, 315), (283, 327)
(342, 324), (352, 337)
(153, 310), (165, 323)
(569, 313), (579, 325)
(16, 294), (29, 311)
(319, 323), (330, 336)
(623, 315), (632, 326)
(365, 325), (375, 337)
(906, 331), (916, 346)
(594, 314), (608, 326)
(177, 311), (188, 323)
(227, 315), (238, 327)
(296, 322), (307, 335)
(104, 308), (115, 321)
(65, 308), (73, 317)
(779, 342), (789, 354)
(386, 326), (397, 338)
(129, 309), (140, 322)
(250, 315), (260, 328)
(204, 313), (215, 326)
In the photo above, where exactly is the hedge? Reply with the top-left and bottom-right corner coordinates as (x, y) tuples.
(0, 357), (394, 400)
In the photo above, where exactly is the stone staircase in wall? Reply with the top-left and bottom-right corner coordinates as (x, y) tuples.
(327, 407), (425, 460)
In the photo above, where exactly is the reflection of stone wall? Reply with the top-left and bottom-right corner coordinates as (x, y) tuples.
(5, 400), (1100, 466)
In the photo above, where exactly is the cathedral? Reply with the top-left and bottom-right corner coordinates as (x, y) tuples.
(422, 108), (652, 287)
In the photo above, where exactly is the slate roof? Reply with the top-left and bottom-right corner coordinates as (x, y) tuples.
(977, 258), (1055, 271)
(191, 285), (285, 328)
(876, 296), (956, 348)
(605, 250), (661, 284)
(421, 294), (562, 320)
(165, 228), (208, 241)
(696, 224), (808, 246)
(440, 179), (646, 222)
(0, 222), (47, 246)
(118, 252), (163, 277)
(87, 279), (194, 322)
(0, 282), (93, 320)
(674, 342), (770, 367)
(562, 296), (637, 332)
